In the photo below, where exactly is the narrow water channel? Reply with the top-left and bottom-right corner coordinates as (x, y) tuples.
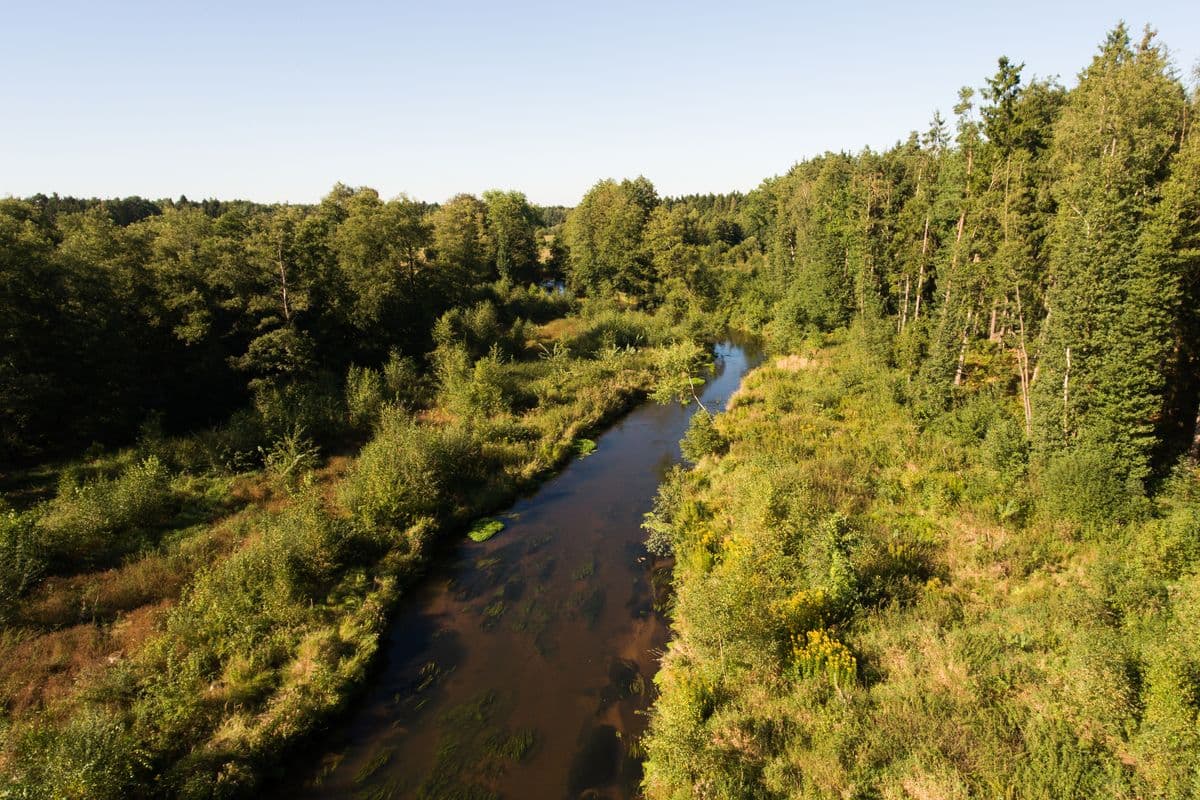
(290, 336), (762, 800)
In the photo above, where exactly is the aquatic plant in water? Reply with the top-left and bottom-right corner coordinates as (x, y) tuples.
(468, 518), (505, 542)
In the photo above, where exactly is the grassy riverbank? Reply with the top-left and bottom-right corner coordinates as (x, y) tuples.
(0, 305), (713, 799)
(642, 328), (1200, 799)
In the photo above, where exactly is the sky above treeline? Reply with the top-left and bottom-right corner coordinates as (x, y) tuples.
(2, 0), (1197, 207)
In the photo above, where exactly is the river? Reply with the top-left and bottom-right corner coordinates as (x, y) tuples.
(287, 335), (762, 800)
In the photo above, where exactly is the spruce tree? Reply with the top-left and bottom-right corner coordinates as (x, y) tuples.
(1031, 25), (1187, 482)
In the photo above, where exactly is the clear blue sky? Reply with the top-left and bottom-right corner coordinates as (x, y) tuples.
(2, 0), (1196, 206)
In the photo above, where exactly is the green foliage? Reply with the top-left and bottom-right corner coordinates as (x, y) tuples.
(3, 709), (146, 800)
(339, 408), (483, 532)
(261, 425), (320, 491)
(680, 411), (726, 464)
(5, 22), (1200, 800)
(642, 466), (690, 557)
(0, 506), (44, 622)
(467, 518), (505, 543)
(649, 340), (712, 408)
(489, 280), (573, 323)
(564, 177), (656, 297)
(437, 345), (514, 420)
(382, 349), (425, 409)
(560, 308), (658, 356)
(1037, 444), (1147, 529)
(253, 378), (343, 445)
(432, 193), (491, 286)
(345, 364), (385, 432)
(39, 456), (175, 570)
(645, 332), (1200, 799)
(483, 190), (538, 284)
(1031, 26), (1187, 483)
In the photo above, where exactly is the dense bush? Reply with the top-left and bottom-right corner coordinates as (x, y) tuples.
(338, 408), (484, 532)
(432, 300), (528, 361)
(39, 456), (175, 570)
(561, 308), (671, 356)
(261, 426), (320, 491)
(4, 708), (146, 800)
(680, 412), (726, 464)
(381, 349), (426, 409)
(253, 378), (345, 446)
(489, 279), (574, 323)
(1037, 443), (1147, 529)
(0, 506), (44, 623)
(344, 364), (385, 432)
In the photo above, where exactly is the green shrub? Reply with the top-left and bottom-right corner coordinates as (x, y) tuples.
(345, 364), (385, 431)
(650, 340), (712, 407)
(766, 289), (814, 352)
(433, 300), (528, 361)
(382, 349), (425, 409)
(1038, 444), (1146, 529)
(253, 378), (343, 445)
(562, 310), (659, 356)
(492, 280), (573, 322)
(338, 409), (483, 532)
(642, 466), (693, 557)
(263, 491), (349, 598)
(982, 412), (1029, 483)
(466, 350), (513, 417)
(438, 345), (513, 420)
(188, 407), (267, 474)
(0, 506), (45, 622)
(40, 456), (174, 569)
(4, 709), (146, 800)
(168, 496), (347, 661)
(261, 425), (320, 491)
(680, 412), (726, 464)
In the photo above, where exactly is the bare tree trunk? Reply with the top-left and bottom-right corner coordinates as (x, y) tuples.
(277, 239), (291, 323)
(954, 307), (974, 386)
(1015, 284), (1033, 436)
(914, 215), (930, 322)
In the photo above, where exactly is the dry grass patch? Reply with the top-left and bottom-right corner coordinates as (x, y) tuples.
(773, 354), (816, 371)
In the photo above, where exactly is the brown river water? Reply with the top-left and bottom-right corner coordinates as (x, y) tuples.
(281, 336), (762, 800)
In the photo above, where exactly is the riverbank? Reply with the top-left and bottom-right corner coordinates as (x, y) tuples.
(641, 332), (1200, 798)
(0, 311), (715, 799)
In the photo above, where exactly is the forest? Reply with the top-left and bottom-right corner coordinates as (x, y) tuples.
(2, 20), (1199, 800)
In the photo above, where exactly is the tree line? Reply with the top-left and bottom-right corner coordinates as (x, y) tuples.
(574, 23), (1198, 504)
(0, 187), (564, 463)
(5, 23), (1197, 506)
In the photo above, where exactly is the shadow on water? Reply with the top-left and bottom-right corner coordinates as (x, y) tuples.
(279, 335), (762, 799)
